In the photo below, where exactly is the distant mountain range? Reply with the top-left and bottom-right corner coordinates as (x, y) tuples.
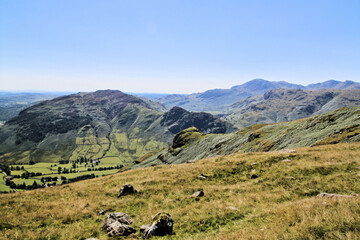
(156, 79), (360, 113)
(222, 88), (360, 128)
(0, 90), (233, 164)
(0, 92), (70, 121)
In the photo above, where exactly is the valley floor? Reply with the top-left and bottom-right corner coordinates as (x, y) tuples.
(0, 142), (359, 239)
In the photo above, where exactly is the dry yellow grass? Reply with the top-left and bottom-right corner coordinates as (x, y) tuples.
(0, 142), (359, 239)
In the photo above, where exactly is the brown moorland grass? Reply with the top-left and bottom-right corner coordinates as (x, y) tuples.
(0, 142), (359, 239)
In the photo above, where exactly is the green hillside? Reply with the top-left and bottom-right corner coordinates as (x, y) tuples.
(0, 142), (359, 239)
(0, 90), (233, 165)
(135, 106), (360, 168)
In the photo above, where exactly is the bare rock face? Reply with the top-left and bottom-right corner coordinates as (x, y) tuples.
(143, 212), (174, 239)
(317, 193), (358, 198)
(118, 184), (138, 198)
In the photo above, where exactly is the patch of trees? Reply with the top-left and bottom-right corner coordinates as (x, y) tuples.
(87, 165), (123, 171)
(12, 171), (42, 179)
(61, 174), (96, 184)
(0, 164), (11, 175)
(9, 166), (25, 171)
(5, 179), (45, 190)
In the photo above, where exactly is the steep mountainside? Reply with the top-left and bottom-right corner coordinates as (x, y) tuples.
(134, 107), (360, 168)
(156, 79), (360, 113)
(223, 88), (360, 128)
(0, 90), (233, 164)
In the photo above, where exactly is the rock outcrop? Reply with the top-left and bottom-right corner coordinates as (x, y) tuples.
(102, 212), (136, 237)
(118, 184), (138, 198)
(143, 212), (174, 239)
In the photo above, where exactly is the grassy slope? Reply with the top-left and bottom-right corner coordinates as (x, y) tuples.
(0, 142), (359, 239)
(136, 107), (360, 168)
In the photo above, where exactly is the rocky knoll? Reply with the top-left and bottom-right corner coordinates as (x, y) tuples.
(134, 107), (360, 168)
(0, 90), (234, 165)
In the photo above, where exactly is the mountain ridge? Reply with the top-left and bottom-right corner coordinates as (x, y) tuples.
(156, 79), (360, 113)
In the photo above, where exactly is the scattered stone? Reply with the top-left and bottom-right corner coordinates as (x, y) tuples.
(251, 169), (256, 173)
(143, 212), (174, 239)
(226, 206), (238, 211)
(102, 212), (133, 230)
(118, 184), (138, 198)
(278, 149), (297, 154)
(106, 221), (137, 237)
(316, 193), (358, 198)
(191, 190), (204, 198)
(140, 224), (150, 233)
(286, 176), (296, 180)
(98, 209), (108, 216)
(86, 238), (99, 240)
(186, 160), (196, 163)
(102, 213), (135, 237)
(282, 159), (292, 162)
(250, 174), (258, 179)
(198, 174), (208, 180)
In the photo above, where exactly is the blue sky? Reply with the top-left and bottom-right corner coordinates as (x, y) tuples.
(1, 0), (359, 93)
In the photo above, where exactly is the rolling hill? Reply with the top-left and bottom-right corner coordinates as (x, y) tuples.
(0, 90), (234, 165)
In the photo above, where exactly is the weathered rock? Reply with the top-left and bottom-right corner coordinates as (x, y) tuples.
(140, 224), (150, 233)
(102, 213), (135, 237)
(250, 174), (258, 179)
(106, 221), (137, 237)
(118, 184), (138, 198)
(198, 174), (208, 180)
(191, 190), (204, 198)
(98, 209), (108, 215)
(226, 206), (238, 211)
(278, 149), (297, 153)
(316, 193), (358, 198)
(282, 159), (292, 162)
(86, 238), (99, 240)
(102, 212), (133, 231)
(143, 212), (174, 239)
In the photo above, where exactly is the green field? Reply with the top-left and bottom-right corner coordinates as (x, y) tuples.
(0, 173), (12, 192)
(2, 159), (123, 193)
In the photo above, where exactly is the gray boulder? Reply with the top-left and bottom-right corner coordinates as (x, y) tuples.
(191, 190), (204, 198)
(102, 212), (136, 237)
(118, 184), (138, 198)
(105, 221), (137, 238)
(143, 212), (174, 239)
